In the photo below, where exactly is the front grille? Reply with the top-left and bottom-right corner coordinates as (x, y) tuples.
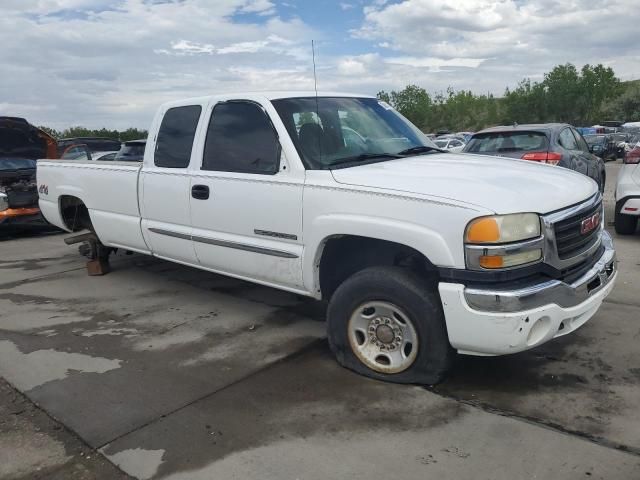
(559, 245), (604, 283)
(553, 200), (602, 259)
(6, 188), (39, 208)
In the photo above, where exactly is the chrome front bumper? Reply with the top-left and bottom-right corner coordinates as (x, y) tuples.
(464, 230), (616, 313)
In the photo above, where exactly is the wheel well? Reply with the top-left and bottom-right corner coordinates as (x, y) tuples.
(318, 235), (438, 300)
(59, 195), (92, 232)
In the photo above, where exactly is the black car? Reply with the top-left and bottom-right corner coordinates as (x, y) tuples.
(583, 134), (617, 161)
(463, 123), (606, 192)
(114, 139), (146, 162)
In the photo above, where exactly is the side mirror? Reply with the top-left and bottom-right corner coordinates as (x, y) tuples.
(588, 145), (594, 153)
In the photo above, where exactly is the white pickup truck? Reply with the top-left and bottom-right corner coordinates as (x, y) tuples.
(38, 92), (617, 384)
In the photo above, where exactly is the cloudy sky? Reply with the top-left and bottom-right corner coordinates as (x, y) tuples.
(2, 0), (639, 129)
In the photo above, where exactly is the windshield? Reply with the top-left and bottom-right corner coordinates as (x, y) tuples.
(464, 131), (548, 153)
(271, 97), (437, 169)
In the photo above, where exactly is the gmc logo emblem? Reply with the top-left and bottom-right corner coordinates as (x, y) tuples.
(581, 212), (601, 235)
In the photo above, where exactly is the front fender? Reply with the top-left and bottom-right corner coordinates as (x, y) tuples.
(303, 214), (458, 295)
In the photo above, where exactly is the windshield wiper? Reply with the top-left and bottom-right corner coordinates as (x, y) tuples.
(396, 145), (444, 156)
(328, 152), (402, 167)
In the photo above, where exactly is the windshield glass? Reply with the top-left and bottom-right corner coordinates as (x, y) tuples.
(464, 131), (548, 153)
(271, 97), (437, 169)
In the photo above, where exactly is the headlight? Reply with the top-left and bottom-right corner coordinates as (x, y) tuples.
(465, 213), (542, 270)
(465, 213), (540, 244)
(0, 193), (8, 212)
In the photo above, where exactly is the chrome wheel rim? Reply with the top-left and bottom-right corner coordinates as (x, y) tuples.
(347, 301), (419, 374)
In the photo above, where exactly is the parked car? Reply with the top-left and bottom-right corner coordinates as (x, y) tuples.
(434, 137), (465, 152)
(615, 142), (640, 234)
(61, 144), (92, 161)
(114, 139), (145, 162)
(61, 146), (120, 162)
(1, 117), (56, 228)
(618, 134), (639, 155)
(584, 134), (614, 159)
(456, 131), (474, 143)
(583, 134), (617, 161)
(56, 137), (121, 157)
(38, 93), (616, 384)
(576, 127), (597, 136)
(92, 151), (118, 161)
(464, 124), (606, 191)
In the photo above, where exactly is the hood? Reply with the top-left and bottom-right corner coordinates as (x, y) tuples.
(0, 157), (37, 172)
(0, 117), (57, 160)
(330, 153), (598, 215)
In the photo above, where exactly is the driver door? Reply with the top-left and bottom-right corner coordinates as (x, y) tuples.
(189, 100), (305, 291)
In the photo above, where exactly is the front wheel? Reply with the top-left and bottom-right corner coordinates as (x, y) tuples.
(327, 266), (454, 384)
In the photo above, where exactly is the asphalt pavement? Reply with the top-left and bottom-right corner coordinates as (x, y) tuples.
(0, 161), (638, 479)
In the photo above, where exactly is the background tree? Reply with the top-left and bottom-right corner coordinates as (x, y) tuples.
(38, 126), (148, 142)
(578, 64), (620, 124)
(601, 81), (640, 121)
(378, 85), (431, 129)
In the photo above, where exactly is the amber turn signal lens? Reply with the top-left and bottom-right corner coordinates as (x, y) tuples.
(479, 255), (504, 269)
(466, 217), (500, 243)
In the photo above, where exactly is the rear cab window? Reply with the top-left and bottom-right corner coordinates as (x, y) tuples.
(465, 131), (548, 153)
(154, 105), (202, 168)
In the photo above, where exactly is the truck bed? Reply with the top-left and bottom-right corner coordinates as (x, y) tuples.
(37, 159), (148, 252)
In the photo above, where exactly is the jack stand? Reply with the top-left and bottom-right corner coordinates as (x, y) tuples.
(64, 233), (113, 276)
(86, 257), (110, 276)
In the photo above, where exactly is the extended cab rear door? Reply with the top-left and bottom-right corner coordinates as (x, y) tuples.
(188, 98), (305, 291)
(140, 104), (204, 265)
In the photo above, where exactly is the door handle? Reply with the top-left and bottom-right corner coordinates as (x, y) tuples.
(191, 184), (210, 200)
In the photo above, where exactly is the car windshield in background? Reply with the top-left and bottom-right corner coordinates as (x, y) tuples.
(434, 140), (447, 148)
(464, 131), (549, 153)
(115, 142), (145, 161)
(271, 97), (438, 169)
(584, 135), (605, 145)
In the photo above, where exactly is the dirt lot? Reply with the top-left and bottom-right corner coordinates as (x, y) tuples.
(0, 161), (639, 479)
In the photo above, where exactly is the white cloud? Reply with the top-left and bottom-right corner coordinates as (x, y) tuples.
(1, 0), (639, 130)
(350, 0), (640, 93)
(238, 0), (276, 16)
(0, 0), (316, 129)
(386, 56), (486, 70)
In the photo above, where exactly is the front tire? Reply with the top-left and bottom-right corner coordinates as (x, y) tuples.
(327, 266), (453, 385)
